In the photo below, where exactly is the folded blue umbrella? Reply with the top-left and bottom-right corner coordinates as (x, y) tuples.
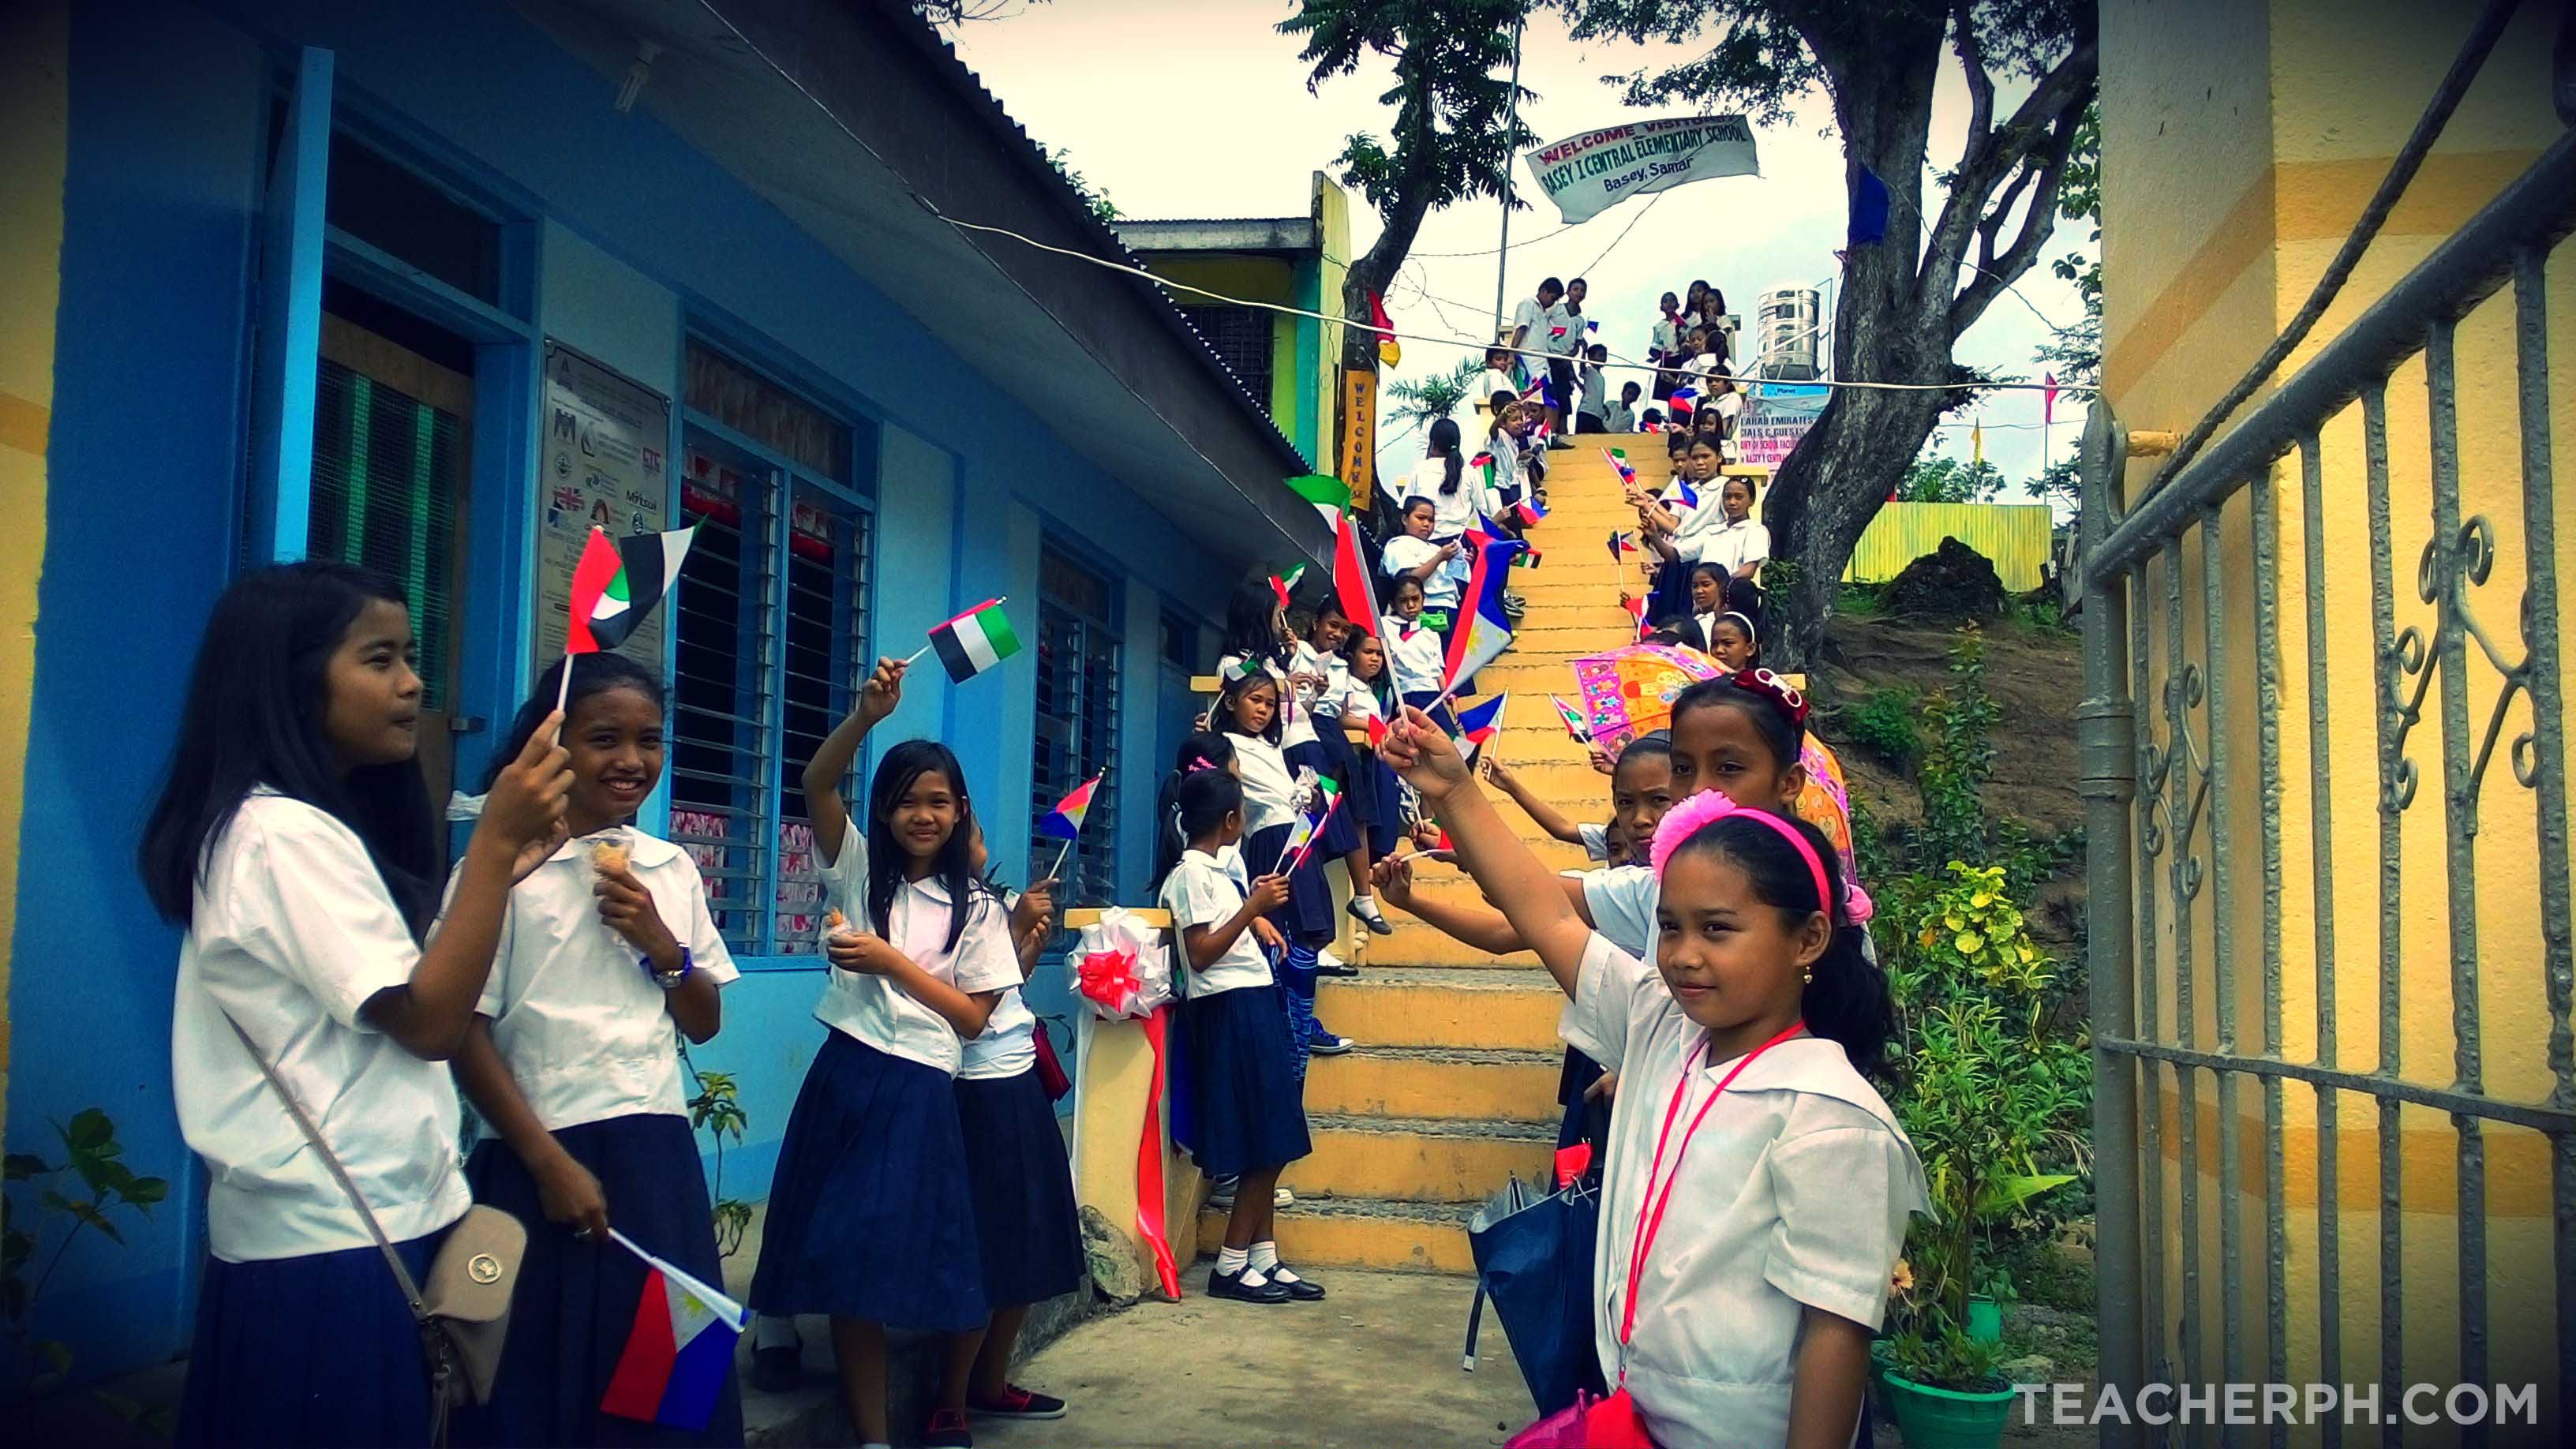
(1465, 1173), (1608, 1417)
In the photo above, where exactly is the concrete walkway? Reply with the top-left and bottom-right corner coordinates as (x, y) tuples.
(979, 1264), (1534, 1449)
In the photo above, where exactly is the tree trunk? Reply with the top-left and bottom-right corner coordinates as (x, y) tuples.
(1762, 27), (1955, 670)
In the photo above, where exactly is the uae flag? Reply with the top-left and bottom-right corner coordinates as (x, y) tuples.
(927, 599), (1023, 683)
(1331, 509), (1377, 639)
(567, 527), (694, 654)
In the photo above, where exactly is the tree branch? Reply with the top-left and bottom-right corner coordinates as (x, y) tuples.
(1923, 36), (2098, 327)
(1950, 99), (2087, 336)
(1952, 1), (1994, 170)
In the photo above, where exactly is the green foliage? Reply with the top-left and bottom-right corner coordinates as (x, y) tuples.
(680, 1052), (754, 1259)
(1882, 1324), (2012, 1395)
(1279, 2), (1536, 223)
(1038, 144), (1120, 225)
(6, 1109), (170, 1398)
(1899, 455), (2009, 504)
(1848, 687), (1922, 766)
(1878, 862), (2090, 1387)
(1383, 358), (1486, 433)
(1917, 627), (2001, 867)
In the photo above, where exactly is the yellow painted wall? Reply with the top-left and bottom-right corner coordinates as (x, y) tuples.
(2101, 0), (2573, 1425)
(1840, 502), (2054, 592)
(0, 0), (69, 1140)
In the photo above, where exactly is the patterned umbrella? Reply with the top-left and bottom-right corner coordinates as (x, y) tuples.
(1567, 643), (1720, 751)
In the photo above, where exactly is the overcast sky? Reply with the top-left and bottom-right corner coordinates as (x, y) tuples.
(949, 1), (2089, 502)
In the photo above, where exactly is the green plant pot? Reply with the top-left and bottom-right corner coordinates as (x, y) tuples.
(1881, 1368), (2018, 1449)
(1966, 1294), (2003, 1343)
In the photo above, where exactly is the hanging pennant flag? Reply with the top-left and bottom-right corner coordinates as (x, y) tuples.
(1039, 773), (1103, 841)
(1848, 163), (1892, 249)
(1453, 694), (1508, 759)
(1441, 536), (1522, 694)
(1549, 694), (1593, 743)
(926, 599), (1022, 683)
(2043, 372), (2059, 427)
(1331, 509), (1377, 639)
(1267, 564), (1307, 611)
(599, 1231), (745, 1432)
(1367, 290), (1400, 366)
(1971, 421), (1985, 466)
(567, 526), (696, 654)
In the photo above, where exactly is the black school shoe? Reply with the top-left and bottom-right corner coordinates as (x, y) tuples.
(1208, 1268), (1293, 1304)
(1267, 1266), (1327, 1301)
(972, 1383), (1069, 1421)
(750, 1339), (800, 1395)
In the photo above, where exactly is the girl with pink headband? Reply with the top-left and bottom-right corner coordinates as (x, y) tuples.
(1377, 704), (1925, 1449)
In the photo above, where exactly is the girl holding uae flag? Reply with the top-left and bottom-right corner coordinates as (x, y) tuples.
(447, 650), (745, 1448)
(751, 657), (1024, 1449)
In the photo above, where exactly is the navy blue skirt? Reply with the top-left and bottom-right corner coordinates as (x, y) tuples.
(178, 1224), (451, 1447)
(748, 1032), (988, 1332)
(454, 1114), (743, 1447)
(1343, 752), (1404, 859)
(1246, 822), (1335, 941)
(955, 1069), (1086, 1309)
(1183, 985), (1312, 1179)
(1287, 738), (1363, 859)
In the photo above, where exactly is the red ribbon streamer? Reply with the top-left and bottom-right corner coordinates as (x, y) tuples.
(1134, 1007), (1180, 1298)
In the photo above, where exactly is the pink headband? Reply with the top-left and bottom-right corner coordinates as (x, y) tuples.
(1648, 791), (1834, 923)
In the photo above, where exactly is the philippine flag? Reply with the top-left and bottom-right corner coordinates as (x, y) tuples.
(1668, 387), (1698, 417)
(599, 1231), (746, 1432)
(1454, 694), (1508, 759)
(1441, 536), (1522, 694)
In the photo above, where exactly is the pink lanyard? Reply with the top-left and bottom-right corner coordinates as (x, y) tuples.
(1616, 1020), (1807, 1361)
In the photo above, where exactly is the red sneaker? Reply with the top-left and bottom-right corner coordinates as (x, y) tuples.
(971, 1383), (1069, 1421)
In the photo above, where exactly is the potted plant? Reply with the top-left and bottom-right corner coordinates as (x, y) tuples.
(1874, 863), (2087, 1448)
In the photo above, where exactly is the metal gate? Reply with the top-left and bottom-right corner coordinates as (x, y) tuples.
(2076, 131), (2575, 1443)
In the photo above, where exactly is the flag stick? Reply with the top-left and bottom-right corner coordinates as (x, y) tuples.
(1286, 796), (1345, 874)
(1046, 836), (1076, 883)
(554, 649), (575, 719)
(900, 643), (932, 668)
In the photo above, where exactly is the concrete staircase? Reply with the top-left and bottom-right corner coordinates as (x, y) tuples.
(1202, 436), (1678, 1273)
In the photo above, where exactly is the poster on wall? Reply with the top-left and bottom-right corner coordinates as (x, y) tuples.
(1736, 382), (1830, 470)
(534, 340), (672, 674)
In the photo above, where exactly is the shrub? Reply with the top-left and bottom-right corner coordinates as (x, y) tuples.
(1848, 687), (1921, 766)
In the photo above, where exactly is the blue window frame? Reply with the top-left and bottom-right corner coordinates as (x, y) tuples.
(1031, 549), (1123, 906)
(673, 339), (874, 960)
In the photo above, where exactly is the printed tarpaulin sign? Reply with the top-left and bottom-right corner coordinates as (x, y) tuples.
(1737, 384), (1830, 470)
(1523, 116), (1760, 226)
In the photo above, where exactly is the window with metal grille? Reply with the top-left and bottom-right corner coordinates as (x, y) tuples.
(1175, 305), (1274, 416)
(674, 340), (870, 958)
(310, 358), (464, 708)
(1031, 551), (1121, 905)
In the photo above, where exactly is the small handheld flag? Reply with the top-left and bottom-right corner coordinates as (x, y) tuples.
(1672, 481), (1702, 511)
(1365, 713), (1391, 748)
(1286, 474), (1351, 525)
(1620, 593), (1649, 640)
(1440, 536), (1522, 695)
(1453, 694), (1508, 761)
(919, 599), (1021, 683)
(599, 1230), (745, 1432)
(1512, 498), (1547, 529)
(1331, 509), (1377, 640)
(1549, 694), (1593, 743)
(1039, 769), (1104, 881)
(567, 527), (695, 657)
(1286, 792), (1345, 874)
(1267, 564), (1307, 611)
(1608, 531), (1638, 561)
(1668, 388), (1698, 417)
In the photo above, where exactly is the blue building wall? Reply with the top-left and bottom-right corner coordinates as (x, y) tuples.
(13, 0), (1244, 1377)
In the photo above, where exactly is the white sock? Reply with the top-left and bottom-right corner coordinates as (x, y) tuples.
(754, 1314), (799, 1350)
(1352, 896), (1386, 919)
(1249, 1240), (1301, 1282)
(1218, 1245), (1249, 1275)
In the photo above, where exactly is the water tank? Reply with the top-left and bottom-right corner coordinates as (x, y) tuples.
(1757, 286), (1822, 381)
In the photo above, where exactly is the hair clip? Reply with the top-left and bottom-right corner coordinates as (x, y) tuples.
(1184, 757), (1222, 773)
(1734, 668), (1808, 724)
(1649, 789), (1836, 923)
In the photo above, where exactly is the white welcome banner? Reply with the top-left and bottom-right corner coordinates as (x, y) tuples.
(1522, 116), (1760, 225)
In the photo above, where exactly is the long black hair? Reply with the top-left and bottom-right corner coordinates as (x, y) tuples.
(1154, 769), (1247, 893)
(1212, 669), (1282, 747)
(1664, 810), (1893, 1078)
(1221, 577), (1285, 668)
(139, 562), (440, 938)
(1427, 417), (1464, 496)
(864, 739), (989, 954)
(1151, 732), (1237, 886)
(1670, 676), (1802, 772)
(486, 652), (665, 792)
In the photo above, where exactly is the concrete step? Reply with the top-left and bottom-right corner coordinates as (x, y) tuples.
(1313, 968), (1565, 1050)
(1303, 1044), (1563, 1124)
(1197, 1195), (1483, 1274)
(1283, 1113), (1557, 1204)
(1365, 919), (1542, 968)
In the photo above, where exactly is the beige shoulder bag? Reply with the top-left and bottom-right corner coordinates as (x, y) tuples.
(224, 1015), (525, 1444)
